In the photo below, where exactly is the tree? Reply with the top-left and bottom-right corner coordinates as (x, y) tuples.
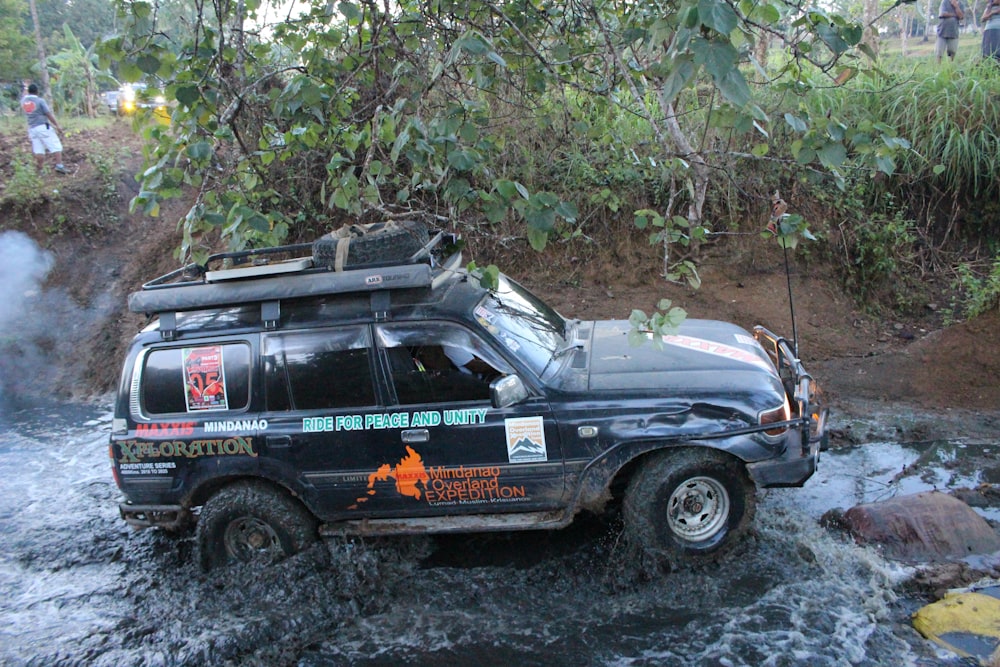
(101, 0), (909, 271)
(27, 0), (52, 99)
(0, 0), (34, 85)
(49, 24), (115, 116)
(32, 0), (116, 50)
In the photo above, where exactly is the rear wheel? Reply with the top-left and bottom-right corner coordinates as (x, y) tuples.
(197, 481), (318, 570)
(623, 448), (756, 564)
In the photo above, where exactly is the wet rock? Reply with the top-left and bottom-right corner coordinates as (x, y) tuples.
(904, 562), (999, 600)
(841, 491), (1000, 562)
(952, 484), (1000, 510)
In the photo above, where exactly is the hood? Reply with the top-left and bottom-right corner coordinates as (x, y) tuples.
(583, 319), (782, 396)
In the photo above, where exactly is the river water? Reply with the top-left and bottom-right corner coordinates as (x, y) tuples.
(0, 401), (991, 667)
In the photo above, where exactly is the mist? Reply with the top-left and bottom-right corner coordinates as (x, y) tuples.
(0, 231), (75, 412)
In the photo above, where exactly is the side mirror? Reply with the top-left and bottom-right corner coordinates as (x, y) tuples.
(491, 375), (529, 408)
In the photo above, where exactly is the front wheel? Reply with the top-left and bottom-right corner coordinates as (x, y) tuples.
(623, 448), (756, 565)
(196, 481), (318, 570)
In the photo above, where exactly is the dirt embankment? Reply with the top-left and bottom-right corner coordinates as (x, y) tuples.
(2, 123), (999, 436)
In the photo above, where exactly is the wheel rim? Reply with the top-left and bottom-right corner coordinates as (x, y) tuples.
(223, 516), (283, 562)
(666, 476), (730, 542)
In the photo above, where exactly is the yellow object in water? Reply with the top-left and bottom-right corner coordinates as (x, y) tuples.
(912, 584), (1000, 665)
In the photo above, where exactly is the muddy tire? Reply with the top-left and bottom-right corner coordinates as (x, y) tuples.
(623, 448), (756, 565)
(312, 221), (429, 268)
(197, 481), (318, 570)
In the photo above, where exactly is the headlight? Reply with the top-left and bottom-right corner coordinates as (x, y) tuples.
(759, 395), (791, 436)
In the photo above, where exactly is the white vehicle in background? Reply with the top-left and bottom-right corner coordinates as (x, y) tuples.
(117, 83), (170, 123)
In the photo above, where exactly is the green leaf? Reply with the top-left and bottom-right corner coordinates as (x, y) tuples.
(628, 309), (648, 329)
(817, 142), (847, 168)
(816, 22), (850, 55)
(784, 113), (808, 133)
(137, 54), (160, 75)
(555, 201), (578, 222)
(875, 155), (895, 175)
(486, 51), (507, 68)
(338, 2), (360, 22)
(526, 226), (548, 251)
(119, 61), (143, 82)
(447, 149), (477, 171)
(660, 58), (695, 106)
(186, 141), (213, 161)
(457, 32), (488, 55)
(715, 68), (751, 107)
(175, 85), (200, 106)
(697, 0), (739, 34)
(248, 213), (270, 232)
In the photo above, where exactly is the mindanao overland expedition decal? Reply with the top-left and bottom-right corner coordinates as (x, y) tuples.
(504, 416), (547, 463)
(349, 446), (528, 509)
(183, 345), (229, 412)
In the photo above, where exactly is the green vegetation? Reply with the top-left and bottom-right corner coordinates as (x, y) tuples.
(0, 151), (46, 210)
(2, 0), (999, 323)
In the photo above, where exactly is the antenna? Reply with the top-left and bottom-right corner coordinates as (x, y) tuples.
(782, 241), (799, 359)
(770, 192), (799, 358)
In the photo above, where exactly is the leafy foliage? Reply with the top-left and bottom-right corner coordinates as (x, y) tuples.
(98, 0), (906, 270)
(0, 0), (33, 82)
(951, 256), (1000, 321)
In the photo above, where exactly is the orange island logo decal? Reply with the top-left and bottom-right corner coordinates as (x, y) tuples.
(349, 445), (528, 509)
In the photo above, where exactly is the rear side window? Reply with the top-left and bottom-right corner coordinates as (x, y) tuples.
(263, 326), (376, 411)
(142, 343), (251, 415)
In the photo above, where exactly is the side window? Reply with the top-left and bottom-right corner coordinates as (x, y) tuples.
(263, 326), (375, 410)
(376, 322), (507, 405)
(142, 343), (251, 415)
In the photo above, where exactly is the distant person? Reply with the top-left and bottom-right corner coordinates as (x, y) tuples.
(936, 0), (965, 62)
(20, 83), (68, 174)
(982, 0), (1000, 62)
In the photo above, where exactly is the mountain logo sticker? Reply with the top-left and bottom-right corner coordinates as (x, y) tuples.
(505, 416), (547, 463)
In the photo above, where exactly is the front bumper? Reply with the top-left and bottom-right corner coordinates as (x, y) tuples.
(746, 427), (822, 487)
(750, 325), (829, 487)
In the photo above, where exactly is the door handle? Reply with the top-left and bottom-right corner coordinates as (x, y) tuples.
(401, 429), (429, 443)
(267, 435), (291, 449)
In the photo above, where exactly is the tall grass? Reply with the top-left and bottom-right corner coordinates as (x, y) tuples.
(878, 63), (1000, 200)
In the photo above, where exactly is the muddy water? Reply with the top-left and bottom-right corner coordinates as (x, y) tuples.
(0, 403), (986, 666)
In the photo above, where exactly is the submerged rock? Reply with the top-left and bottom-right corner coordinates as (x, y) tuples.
(841, 491), (1000, 562)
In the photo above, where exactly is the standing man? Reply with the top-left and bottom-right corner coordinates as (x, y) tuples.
(20, 83), (68, 174)
(982, 0), (1000, 62)
(936, 0), (965, 63)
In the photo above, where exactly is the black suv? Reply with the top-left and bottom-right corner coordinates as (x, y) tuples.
(110, 224), (827, 569)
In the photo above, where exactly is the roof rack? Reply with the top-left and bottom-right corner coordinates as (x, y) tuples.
(129, 230), (461, 340)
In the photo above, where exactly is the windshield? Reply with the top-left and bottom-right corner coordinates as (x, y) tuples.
(475, 274), (567, 377)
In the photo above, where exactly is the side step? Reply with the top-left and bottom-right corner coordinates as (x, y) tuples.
(319, 510), (571, 537)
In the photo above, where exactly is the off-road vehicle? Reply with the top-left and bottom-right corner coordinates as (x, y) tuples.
(110, 223), (827, 569)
